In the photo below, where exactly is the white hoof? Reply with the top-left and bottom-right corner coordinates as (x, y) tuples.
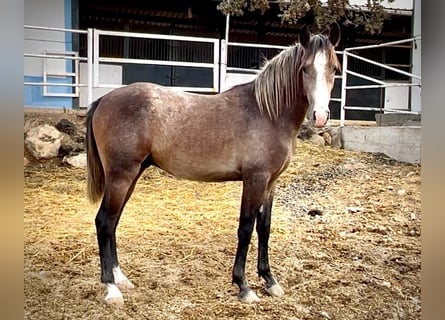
(105, 284), (124, 307)
(105, 296), (124, 307)
(265, 283), (284, 298)
(239, 290), (260, 303)
(113, 266), (134, 291)
(116, 279), (135, 291)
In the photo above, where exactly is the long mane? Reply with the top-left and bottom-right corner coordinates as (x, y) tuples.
(254, 35), (340, 120)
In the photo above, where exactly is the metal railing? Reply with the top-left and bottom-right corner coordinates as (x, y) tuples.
(220, 40), (287, 91)
(339, 36), (421, 126)
(24, 25), (421, 125)
(24, 25), (90, 101)
(92, 29), (221, 95)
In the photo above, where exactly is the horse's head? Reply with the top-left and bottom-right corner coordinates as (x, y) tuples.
(300, 23), (341, 128)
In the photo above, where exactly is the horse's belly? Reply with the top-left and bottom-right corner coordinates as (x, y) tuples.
(153, 152), (242, 182)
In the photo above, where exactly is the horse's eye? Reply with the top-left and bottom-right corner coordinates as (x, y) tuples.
(302, 66), (308, 74)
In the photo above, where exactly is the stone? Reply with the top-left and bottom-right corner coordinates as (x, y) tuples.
(322, 132), (332, 146)
(297, 119), (316, 140)
(56, 118), (78, 136)
(63, 153), (87, 168)
(326, 126), (342, 149)
(308, 134), (326, 146)
(25, 124), (62, 160)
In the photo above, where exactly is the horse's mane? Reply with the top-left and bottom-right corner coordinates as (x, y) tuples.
(254, 34), (340, 120)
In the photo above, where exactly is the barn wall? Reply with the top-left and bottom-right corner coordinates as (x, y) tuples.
(24, 0), (74, 108)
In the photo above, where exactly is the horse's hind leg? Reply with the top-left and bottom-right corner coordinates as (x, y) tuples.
(256, 184), (284, 298)
(95, 164), (144, 306)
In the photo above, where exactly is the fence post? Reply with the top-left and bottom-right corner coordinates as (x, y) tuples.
(87, 28), (93, 108)
(220, 39), (227, 92)
(213, 40), (220, 93)
(340, 50), (348, 126)
(93, 29), (99, 88)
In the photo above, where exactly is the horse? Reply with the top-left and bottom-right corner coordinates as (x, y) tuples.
(86, 24), (340, 306)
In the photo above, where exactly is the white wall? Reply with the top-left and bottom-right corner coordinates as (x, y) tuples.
(24, 0), (67, 77)
(348, 0), (413, 10)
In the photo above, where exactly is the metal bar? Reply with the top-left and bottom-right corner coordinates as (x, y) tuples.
(227, 41), (287, 50)
(45, 72), (77, 77)
(340, 50), (348, 127)
(96, 28), (217, 43)
(220, 39), (227, 91)
(345, 83), (421, 90)
(24, 82), (87, 87)
(345, 70), (386, 85)
(346, 51), (421, 80)
(24, 25), (88, 34)
(213, 40), (220, 92)
(87, 28), (93, 107)
(226, 67), (260, 73)
(24, 53), (87, 61)
(95, 83), (216, 93)
(345, 36), (420, 51)
(221, 9), (230, 92)
(344, 106), (420, 114)
(93, 28), (99, 88)
(98, 57), (215, 69)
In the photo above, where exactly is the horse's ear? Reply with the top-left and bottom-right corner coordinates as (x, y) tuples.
(299, 24), (311, 47)
(322, 22), (341, 47)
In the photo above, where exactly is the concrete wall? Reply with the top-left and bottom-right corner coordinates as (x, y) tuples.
(340, 126), (421, 164)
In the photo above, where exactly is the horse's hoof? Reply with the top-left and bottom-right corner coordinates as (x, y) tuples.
(265, 283), (284, 298)
(105, 283), (124, 306)
(117, 279), (135, 291)
(104, 296), (124, 307)
(239, 290), (260, 303)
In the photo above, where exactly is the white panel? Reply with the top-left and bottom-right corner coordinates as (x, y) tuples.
(384, 85), (410, 111)
(79, 63), (123, 108)
(223, 73), (256, 91)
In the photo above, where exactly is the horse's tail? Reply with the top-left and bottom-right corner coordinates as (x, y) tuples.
(86, 98), (104, 204)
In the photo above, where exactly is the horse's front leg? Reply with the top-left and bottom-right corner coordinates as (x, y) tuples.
(232, 173), (269, 303)
(256, 184), (284, 298)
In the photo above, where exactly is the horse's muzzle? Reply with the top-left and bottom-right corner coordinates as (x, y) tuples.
(313, 110), (330, 128)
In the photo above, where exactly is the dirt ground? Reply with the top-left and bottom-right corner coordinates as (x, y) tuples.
(24, 111), (421, 319)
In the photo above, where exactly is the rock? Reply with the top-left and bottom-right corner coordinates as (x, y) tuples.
(24, 157), (30, 166)
(63, 153), (87, 168)
(307, 209), (323, 217)
(322, 132), (332, 146)
(25, 124), (62, 160)
(56, 119), (77, 136)
(308, 134), (326, 146)
(326, 127), (342, 149)
(297, 119), (316, 140)
(346, 206), (364, 213)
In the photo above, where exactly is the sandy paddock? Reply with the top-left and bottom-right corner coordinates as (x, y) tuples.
(24, 112), (420, 319)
